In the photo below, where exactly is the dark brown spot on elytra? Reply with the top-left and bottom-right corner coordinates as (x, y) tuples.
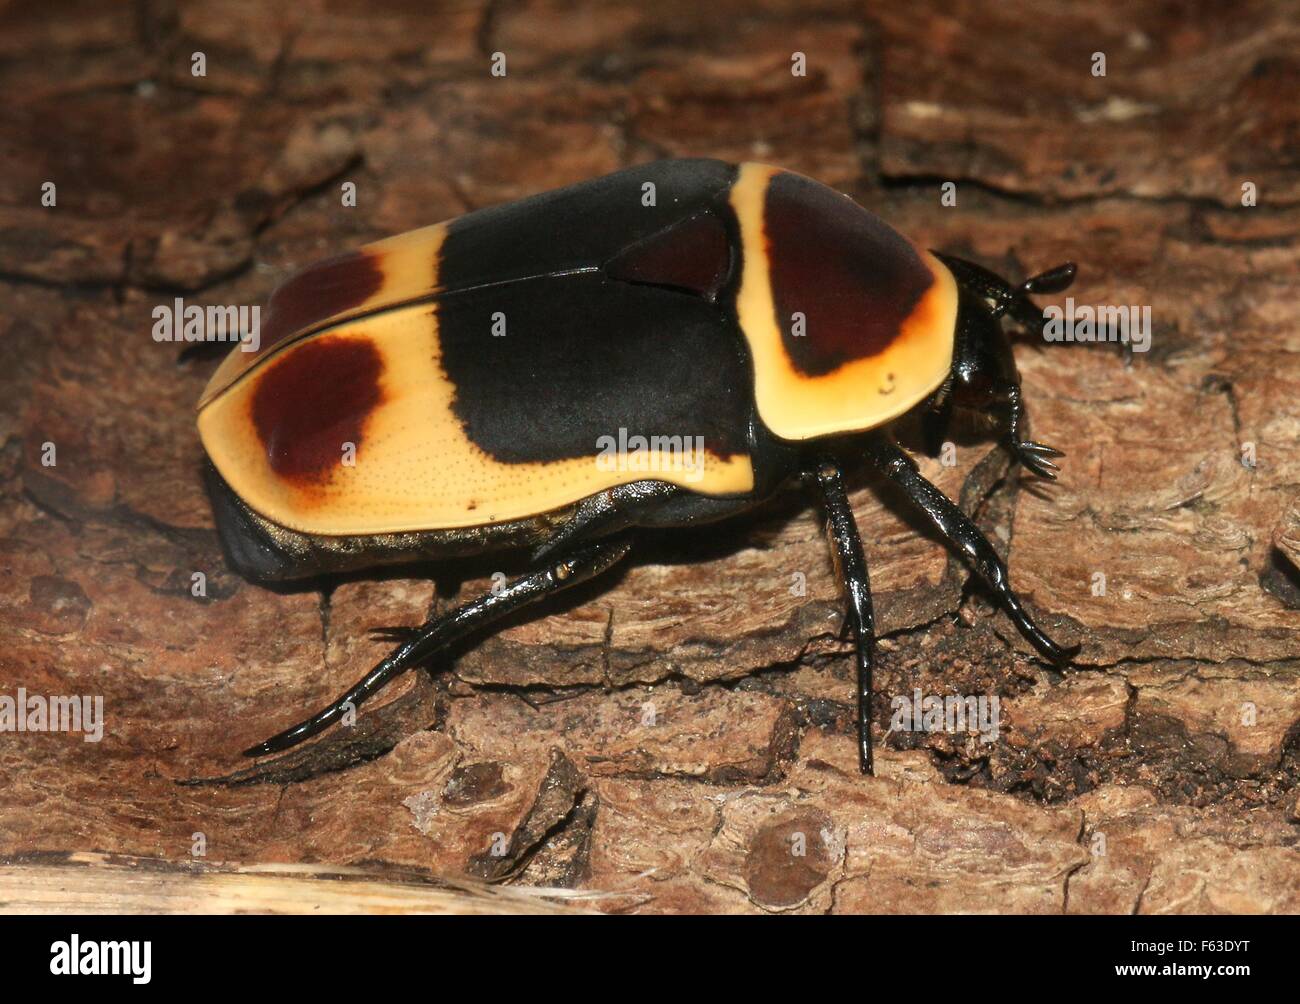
(258, 250), (385, 359)
(604, 210), (732, 300)
(251, 335), (384, 485)
(765, 171), (933, 376)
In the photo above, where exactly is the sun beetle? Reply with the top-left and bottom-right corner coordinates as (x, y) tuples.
(198, 158), (1080, 773)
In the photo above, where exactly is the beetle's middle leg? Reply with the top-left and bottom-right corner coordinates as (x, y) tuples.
(865, 435), (1079, 665)
(811, 460), (876, 776)
(243, 537), (632, 757)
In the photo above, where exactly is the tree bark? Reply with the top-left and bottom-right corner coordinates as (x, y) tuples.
(1, 0), (1297, 913)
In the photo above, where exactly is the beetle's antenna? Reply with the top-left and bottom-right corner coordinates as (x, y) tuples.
(243, 539), (632, 757)
(1018, 262), (1077, 297)
(1002, 262), (1077, 335)
(933, 253), (1077, 337)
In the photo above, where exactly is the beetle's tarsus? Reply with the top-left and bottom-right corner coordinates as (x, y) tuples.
(1002, 385), (1066, 480)
(865, 436), (1080, 667)
(1000, 594), (1081, 664)
(243, 538), (633, 758)
(1020, 441), (1065, 458)
(1013, 439), (1065, 479)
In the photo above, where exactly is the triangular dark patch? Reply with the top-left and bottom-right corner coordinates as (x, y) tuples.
(604, 210), (732, 301)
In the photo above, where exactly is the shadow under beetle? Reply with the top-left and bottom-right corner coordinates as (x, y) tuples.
(197, 159), (1080, 773)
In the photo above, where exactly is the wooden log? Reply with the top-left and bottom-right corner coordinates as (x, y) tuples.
(1, 0), (1297, 914)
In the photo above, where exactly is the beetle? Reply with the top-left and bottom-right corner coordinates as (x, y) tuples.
(198, 158), (1080, 774)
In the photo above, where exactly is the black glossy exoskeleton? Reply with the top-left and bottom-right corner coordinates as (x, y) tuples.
(198, 159), (1080, 773)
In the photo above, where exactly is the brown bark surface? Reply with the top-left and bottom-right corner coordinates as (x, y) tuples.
(1, 0), (1298, 913)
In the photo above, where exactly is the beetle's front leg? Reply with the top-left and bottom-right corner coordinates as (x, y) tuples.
(810, 460), (876, 776)
(939, 252), (1073, 480)
(1003, 383), (1065, 480)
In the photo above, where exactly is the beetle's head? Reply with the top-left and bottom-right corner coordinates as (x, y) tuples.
(925, 255), (1076, 467)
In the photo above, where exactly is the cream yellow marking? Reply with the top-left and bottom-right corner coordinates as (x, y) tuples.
(199, 224), (451, 409)
(730, 162), (958, 441)
(198, 302), (754, 536)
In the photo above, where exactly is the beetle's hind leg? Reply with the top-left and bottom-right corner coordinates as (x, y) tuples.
(865, 436), (1080, 665)
(811, 460), (877, 776)
(243, 538), (632, 757)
